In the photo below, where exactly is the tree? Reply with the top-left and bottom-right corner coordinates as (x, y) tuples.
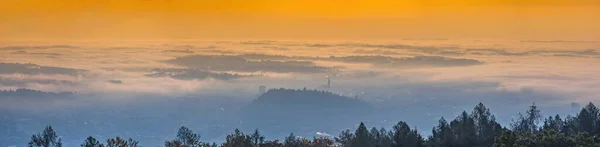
(428, 118), (455, 147)
(492, 130), (517, 147)
(450, 111), (477, 147)
(29, 125), (62, 147)
(106, 137), (139, 147)
(352, 122), (374, 147)
(511, 103), (542, 133)
(165, 126), (202, 147)
(262, 140), (284, 147)
(284, 133), (300, 147)
(576, 102), (600, 135)
(534, 129), (574, 147)
(335, 129), (354, 147)
(251, 129), (265, 146)
(391, 121), (424, 147)
(542, 115), (564, 132)
(471, 103), (502, 147)
(371, 127), (392, 147)
(573, 132), (600, 146)
(81, 136), (104, 147)
(311, 137), (334, 147)
(562, 115), (578, 136)
(222, 129), (253, 147)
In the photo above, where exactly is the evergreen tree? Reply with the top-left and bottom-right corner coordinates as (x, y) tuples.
(573, 132), (600, 147)
(335, 129), (354, 147)
(562, 115), (578, 136)
(534, 129), (574, 147)
(371, 127), (392, 147)
(165, 126), (202, 147)
(576, 102), (600, 135)
(262, 140), (284, 147)
(222, 129), (253, 147)
(311, 137), (334, 147)
(251, 129), (265, 146)
(450, 111), (477, 147)
(471, 103), (502, 147)
(352, 122), (374, 147)
(428, 118), (455, 147)
(391, 121), (424, 147)
(106, 137), (139, 147)
(28, 125), (62, 147)
(492, 130), (517, 147)
(511, 103), (542, 133)
(284, 133), (300, 147)
(542, 115), (564, 132)
(81, 136), (104, 147)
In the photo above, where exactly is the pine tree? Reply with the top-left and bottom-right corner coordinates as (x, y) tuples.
(450, 111), (477, 147)
(576, 102), (600, 135)
(352, 122), (374, 147)
(251, 129), (265, 146)
(471, 103), (502, 147)
(284, 133), (300, 147)
(391, 121), (424, 147)
(222, 129), (253, 147)
(542, 115), (564, 132)
(81, 136), (104, 147)
(511, 103), (542, 133)
(428, 118), (455, 147)
(165, 126), (202, 147)
(106, 137), (139, 147)
(28, 125), (62, 147)
(335, 129), (354, 147)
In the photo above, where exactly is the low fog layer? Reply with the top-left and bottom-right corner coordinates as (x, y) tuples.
(1, 39), (599, 146)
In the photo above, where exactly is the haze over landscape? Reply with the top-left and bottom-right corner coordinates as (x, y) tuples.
(1, 0), (599, 146)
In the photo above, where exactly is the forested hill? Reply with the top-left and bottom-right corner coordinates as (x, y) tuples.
(238, 88), (373, 137)
(0, 88), (73, 98)
(252, 88), (369, 108)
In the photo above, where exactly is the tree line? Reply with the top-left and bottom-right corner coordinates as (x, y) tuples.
(28, 102), (600, 147)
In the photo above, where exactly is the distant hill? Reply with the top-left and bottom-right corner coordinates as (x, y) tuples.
(238, 88), (373, 136)
(0, 88), (74, 98)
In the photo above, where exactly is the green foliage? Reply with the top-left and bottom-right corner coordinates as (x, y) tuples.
(450, 111), (477, 147)
(27, 102), (600, 147)
(391, 121), (424, 147)
(428, 118), (454, 147)
(576, 103), (600, 135)
(251, 129), (266, 146)
(106, 137), (139, 147)
(542, 115), (564, 132)
(352, 122), (374, 147)
(81, 136), (104, 147)
(222, 129), (253, 147)
(371, 127), (392, 147)
(165, 126), (204, 147)
(511, 103), (542, 133)
(472, 103), (503, 147)
(335, 129), (354, 147)
(28, 125), (62, 147)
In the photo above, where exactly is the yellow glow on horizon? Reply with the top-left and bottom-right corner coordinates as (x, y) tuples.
(1, 0), (599, 40)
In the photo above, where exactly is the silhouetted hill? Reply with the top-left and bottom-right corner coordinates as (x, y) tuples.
(238, 88), (373, 136)
(0, 62), (85, 75)
(0, 88), (74, 98)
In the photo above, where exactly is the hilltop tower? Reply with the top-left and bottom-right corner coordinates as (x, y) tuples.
(327, 76), (331, 89)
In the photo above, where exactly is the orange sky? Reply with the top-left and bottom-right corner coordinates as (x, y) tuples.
(1, 0), (599, 40)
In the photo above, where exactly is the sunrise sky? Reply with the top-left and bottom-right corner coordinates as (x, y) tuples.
(1, 0), (599, 40)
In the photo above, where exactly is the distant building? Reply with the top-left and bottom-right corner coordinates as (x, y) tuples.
(259, 86), (267, 94)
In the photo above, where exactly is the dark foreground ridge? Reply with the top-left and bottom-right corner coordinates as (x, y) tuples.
(21, 102), (600, 147)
